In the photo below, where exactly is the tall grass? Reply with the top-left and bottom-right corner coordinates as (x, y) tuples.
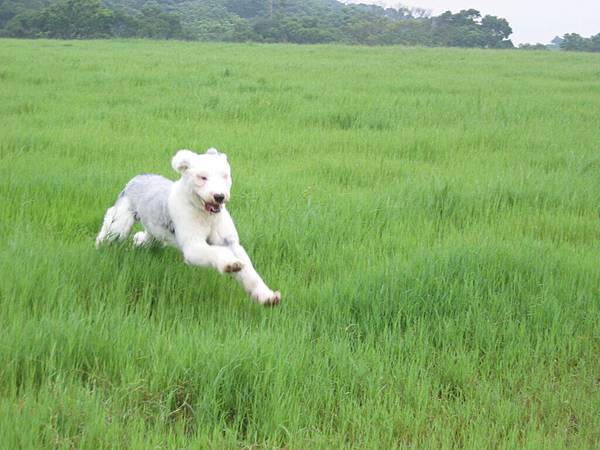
(0, 39), (599, 448)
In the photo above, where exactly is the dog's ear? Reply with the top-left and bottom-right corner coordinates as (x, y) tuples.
(171, 149), (197, 173)
(206, 148), (227, 160)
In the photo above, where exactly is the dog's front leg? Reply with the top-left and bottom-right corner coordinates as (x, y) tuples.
(182, 242), (244, 274)
(209, 209), (281, 306)
(228, 243), (281, 306)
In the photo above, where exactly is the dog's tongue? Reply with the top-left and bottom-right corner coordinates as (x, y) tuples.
(205, 202), (220, 213)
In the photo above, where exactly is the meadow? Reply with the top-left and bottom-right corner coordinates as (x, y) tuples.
(0, 39), (599, 449)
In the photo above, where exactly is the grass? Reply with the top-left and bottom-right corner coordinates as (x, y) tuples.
(0, 38), (599, 449)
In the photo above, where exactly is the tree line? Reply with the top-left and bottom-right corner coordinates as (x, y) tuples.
(0, 0), (515, 47)
(554, 34), (600, 52)
(0, 0), (184, 39)
(0, 0), (597, 52)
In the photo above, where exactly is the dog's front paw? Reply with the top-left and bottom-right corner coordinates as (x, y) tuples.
(252, 288), (281, 307)
(133, 231), (150, 247)
(220, 259), (244, 273)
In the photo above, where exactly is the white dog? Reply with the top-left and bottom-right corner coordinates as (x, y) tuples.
(96, 148), (281, 306)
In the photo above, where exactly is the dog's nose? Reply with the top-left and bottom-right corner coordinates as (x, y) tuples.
(213, 194), (225, 204)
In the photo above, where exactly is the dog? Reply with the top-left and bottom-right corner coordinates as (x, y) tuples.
(95, 148), (281, 306)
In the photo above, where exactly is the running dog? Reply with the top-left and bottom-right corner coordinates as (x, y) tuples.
(96, 148), (281, 306)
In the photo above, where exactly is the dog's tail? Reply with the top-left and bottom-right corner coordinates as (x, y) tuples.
(95, 196), (136, 248)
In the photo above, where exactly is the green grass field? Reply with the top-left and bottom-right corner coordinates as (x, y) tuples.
(0, 39), (599, 449)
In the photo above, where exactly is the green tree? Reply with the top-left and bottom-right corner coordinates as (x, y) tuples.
(518, 43), (549, 51)
(589, 33), (600, 52)
(109, 9), (139, 38)
(38, 0), (114, 38)
(559, 33), (600, 52)
(137, 5), (184, 39)
(224, 0), (268, 19)
(560, 33), (588, 51)
(0, 0), (48, 28)
(1, 9), (43, 37)
(481, 15), (512, 48)
(433, 9), (512, 48)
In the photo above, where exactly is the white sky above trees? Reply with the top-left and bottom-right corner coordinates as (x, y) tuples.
(345, 1), (600, 44)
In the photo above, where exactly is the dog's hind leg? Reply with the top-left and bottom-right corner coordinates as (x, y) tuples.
(95, 196), (136, 248)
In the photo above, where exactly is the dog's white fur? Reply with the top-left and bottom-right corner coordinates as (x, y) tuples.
(96, 148), (281, 306)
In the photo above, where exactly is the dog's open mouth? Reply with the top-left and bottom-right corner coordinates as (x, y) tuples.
(203, 201), (221, 214)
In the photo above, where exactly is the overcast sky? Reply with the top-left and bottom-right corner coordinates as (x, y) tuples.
(346, 1), (600, 44)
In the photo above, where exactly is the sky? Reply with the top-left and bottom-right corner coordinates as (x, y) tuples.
(345, 1), (600, 44)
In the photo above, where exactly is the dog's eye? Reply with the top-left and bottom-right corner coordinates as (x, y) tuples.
(198, 175), (208, 181)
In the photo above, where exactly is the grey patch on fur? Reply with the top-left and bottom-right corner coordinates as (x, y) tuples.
(121, 174), (174, 234)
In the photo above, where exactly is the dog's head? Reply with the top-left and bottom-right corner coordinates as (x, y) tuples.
(172, 148), (232, 214)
